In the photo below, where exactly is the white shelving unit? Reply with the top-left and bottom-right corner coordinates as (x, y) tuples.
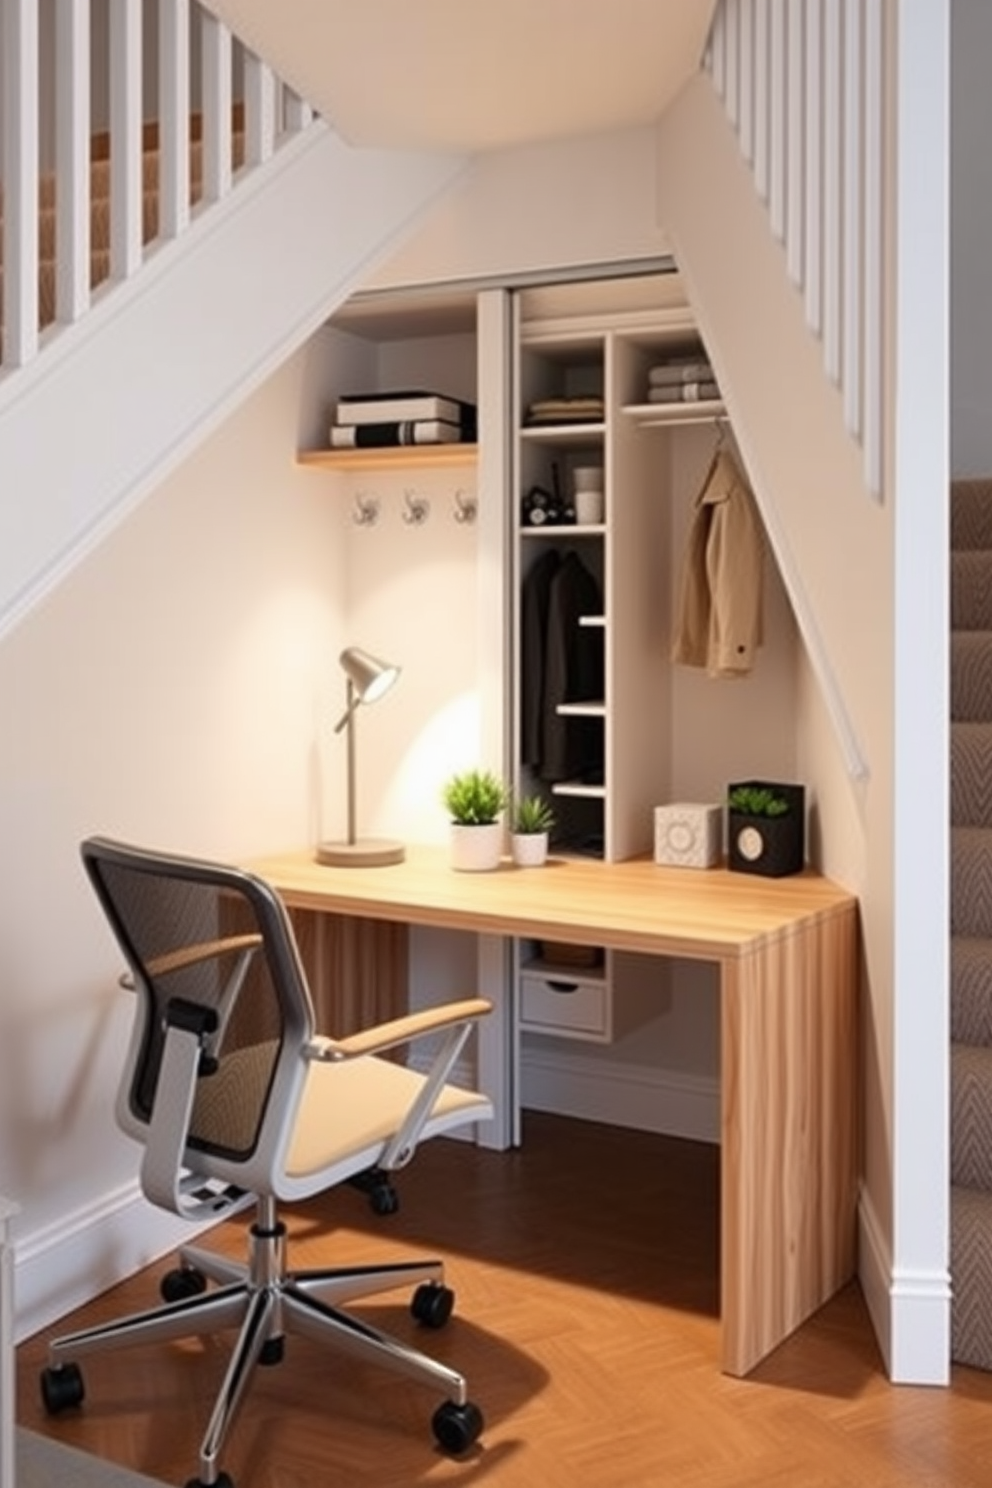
(510, 275), (721, 1041)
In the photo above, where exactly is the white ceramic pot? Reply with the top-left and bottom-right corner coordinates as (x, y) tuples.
(510, 831), (549, 867)
(449, 822), (504, 871)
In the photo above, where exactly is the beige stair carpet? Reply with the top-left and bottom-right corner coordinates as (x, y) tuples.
(0, 125), (245, 337)
(950, 477), (992, 1368)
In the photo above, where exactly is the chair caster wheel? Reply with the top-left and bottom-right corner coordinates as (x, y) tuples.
(40, 1362), (85, 1414)
(411, 1282), (454, 1329)
(432, 1398), (484, 1455)
(185, 1474), (234, 1488)
(259, 1335), (285, 1366)
(161, 1266), (207, 1303)
(369, 1181), (399, 1216)
(349, 1165), (399, 1215)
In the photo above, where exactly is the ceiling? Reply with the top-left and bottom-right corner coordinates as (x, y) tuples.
(205, 0), (717, 153)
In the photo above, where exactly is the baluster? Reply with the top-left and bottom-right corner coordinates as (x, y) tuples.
(200, 8), (233, 203)
(244, 53), (277, 166)
(2, 0), (40, 366)
(159, 0), (191, 239)
(55, 0), (91, 325)
(108, 0), (142, 281)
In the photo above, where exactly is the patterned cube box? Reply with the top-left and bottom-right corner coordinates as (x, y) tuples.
(653, 804), (722, 869)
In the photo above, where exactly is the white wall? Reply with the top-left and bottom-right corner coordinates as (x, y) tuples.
(366, 124), (673, 291)
(303, 325), (483, 849)
(951, 0), (992, 477)
(0, 348), (344, 1333)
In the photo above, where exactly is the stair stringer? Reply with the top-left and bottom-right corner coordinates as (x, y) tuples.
(655, 72), (876, 791)
(0, 120), (467, 642)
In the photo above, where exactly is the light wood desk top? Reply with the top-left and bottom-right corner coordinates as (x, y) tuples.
(245, 843), (856, 963)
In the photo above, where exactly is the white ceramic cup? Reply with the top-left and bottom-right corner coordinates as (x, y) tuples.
(573, 465), (603, 492)
(575, 488), (604, 525)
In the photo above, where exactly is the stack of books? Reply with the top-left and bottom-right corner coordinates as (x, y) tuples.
(328, 390), (478, 449)
(645, 355), (720, 405)
(524, 395), (605, 426)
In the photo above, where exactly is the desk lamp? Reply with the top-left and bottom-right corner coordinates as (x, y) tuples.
(316, 646), (405, 867)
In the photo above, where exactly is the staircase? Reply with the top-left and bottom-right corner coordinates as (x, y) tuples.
(950, 477), (992, 1368)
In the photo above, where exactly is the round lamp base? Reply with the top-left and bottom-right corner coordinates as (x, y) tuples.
(315, 838), (406, 868)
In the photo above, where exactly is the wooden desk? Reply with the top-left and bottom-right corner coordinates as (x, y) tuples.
(245, 844), (859, 1378)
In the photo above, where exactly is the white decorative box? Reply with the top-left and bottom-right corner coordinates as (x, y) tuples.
(653, 803), (723, 869)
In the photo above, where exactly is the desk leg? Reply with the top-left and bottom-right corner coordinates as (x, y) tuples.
(720, 907), (859, 1376)
(475, 934), (516, 1151)
(289, 910), (408, 1034)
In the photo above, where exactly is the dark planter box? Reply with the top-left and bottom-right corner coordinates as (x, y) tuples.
(727, 781), (805, 878)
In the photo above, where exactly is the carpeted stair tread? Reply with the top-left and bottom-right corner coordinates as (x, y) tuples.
(951, 632), (992, 723)
(950, 478), (992, 1374)
(951, 1184), (992, 1370)
(951, 826), (992, 939)
(952, 722), (992, 826)
(952, 479), (992, 552)
(952, 937), (992, 1044)
(952, 551), (992, 631)
(952, 1042), (992, 1188)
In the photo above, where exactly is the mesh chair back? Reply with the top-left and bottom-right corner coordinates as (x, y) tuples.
(82, 838), (316, 1165)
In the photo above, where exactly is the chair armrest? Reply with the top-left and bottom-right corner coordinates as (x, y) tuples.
(145, 933), (263, 978)
(118, 935), (263, 991)
(307, 997), (492, 1062)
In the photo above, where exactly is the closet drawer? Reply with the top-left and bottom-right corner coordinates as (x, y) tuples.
(520, 965), (610, 1040)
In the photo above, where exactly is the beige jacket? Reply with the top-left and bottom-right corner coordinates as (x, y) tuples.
(671, 448), (764, 678)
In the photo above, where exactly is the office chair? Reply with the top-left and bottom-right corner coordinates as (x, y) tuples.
(40, 837), (494, 1488)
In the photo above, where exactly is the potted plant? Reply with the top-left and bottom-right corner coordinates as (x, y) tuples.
(726, 781), (805, 877)
(441, 769), (509, 871)
(510, 793), (556, 867)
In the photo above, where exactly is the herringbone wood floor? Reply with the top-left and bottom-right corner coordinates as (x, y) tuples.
(16, 1114), (992, 1487)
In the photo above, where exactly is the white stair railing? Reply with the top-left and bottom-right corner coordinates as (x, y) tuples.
(0, 0), (313, 379)
(705, 0), (890, 502)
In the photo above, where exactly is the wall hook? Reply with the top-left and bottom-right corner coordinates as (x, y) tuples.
(453, 487), (477, 524)
(352, 491), (379, 526)
(402, 488), (430, 525)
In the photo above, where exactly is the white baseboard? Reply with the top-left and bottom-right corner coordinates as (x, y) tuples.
(13, 1180), (219, 1345)
(858, 1184), (950, 1385)
(520, 1046), (720, 1144)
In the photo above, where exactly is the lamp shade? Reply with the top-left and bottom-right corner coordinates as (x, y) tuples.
(340, 646), (400, 706)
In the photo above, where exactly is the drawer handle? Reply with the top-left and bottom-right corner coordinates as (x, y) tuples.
(546, 979), (579, 994)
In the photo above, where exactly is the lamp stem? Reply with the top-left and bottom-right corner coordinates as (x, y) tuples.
(345, 679), (357, 846)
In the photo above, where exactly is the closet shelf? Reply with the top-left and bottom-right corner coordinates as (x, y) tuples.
(551, 781), (607, 800)
(297, 445), (478, 472)
(518, 423), (605, 446)
(556, 701), (606, 718)
(620, 400), (725, 429)
(519, 523), (605, 538)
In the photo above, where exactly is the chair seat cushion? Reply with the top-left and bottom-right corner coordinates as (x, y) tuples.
(285, 1053), (488, 1180)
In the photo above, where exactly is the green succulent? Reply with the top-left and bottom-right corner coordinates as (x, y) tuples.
(512, 793), (556, 835)
(727, 785), (790, 818)
(441, 769), (509, 826)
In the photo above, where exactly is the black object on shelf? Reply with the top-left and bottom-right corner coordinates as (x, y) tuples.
(727, 781), (805, 878)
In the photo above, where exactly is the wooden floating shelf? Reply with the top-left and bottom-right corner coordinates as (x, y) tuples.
(297, 445), (478, 472)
